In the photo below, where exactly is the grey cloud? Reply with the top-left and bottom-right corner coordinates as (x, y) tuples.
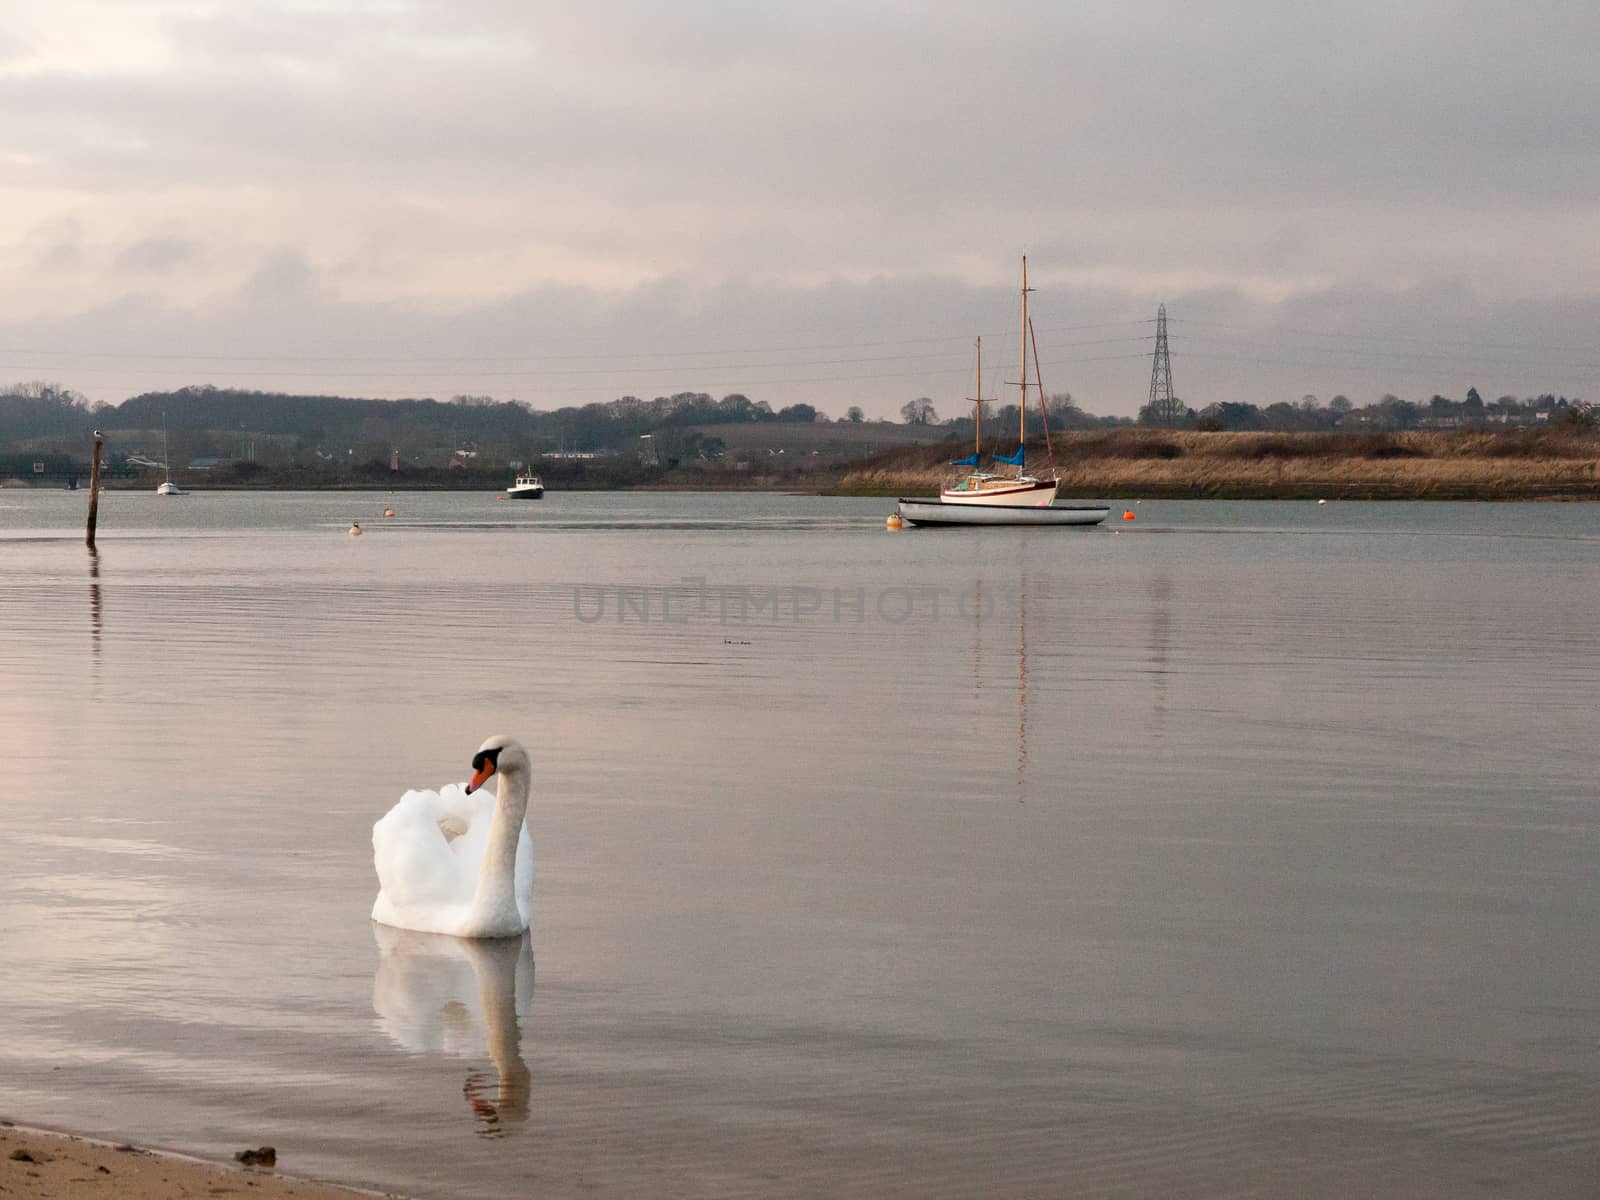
(8, 2), (1598, 210)
(2, 0), (1600, 412)
(25, 216), (86, 271)
(37, 240), (83, 270)
(237, 249), (322, 308)
(115, 235), (201, 274)
(3, 272), (1596, 417)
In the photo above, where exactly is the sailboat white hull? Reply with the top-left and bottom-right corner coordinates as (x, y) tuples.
(156, 481), (185, 496)
(939, 477), (1058, 506)
(897, 499), (1109, 526)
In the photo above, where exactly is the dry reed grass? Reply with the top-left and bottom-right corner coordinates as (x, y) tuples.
(834, 429), (1600, 499)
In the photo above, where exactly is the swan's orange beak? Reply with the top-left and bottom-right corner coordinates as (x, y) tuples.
(465, 759), (496, 795)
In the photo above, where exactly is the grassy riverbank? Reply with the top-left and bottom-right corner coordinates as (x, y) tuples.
(832, 429), (1600, 500)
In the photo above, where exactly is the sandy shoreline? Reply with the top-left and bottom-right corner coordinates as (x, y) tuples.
(0, 1124), (400, 1199)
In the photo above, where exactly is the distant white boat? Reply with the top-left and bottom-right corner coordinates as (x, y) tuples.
(505, 472), (544, 499)
(157, 415), (186, 496)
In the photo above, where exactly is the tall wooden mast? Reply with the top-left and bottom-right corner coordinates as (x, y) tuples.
(1018, 256), (1030, 452)
(974, 337), (983, 457)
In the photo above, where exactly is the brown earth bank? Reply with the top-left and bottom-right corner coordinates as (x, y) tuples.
(832, 429), (1600, 500)
(0, 1125), (396, 1199)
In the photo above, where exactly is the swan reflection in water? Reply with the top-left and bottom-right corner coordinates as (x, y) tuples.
(372, 925), (534, 1137)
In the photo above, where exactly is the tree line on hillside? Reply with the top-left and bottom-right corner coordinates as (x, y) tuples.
(2, 380), (1593, 471)
(0, 383), (840, 466)
(905, 394), (1131, 435)
(1140, 388), (1595, 432)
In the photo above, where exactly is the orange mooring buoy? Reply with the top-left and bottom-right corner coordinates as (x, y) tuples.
(384, 508), (395, 517)
(1123, 510), (1136, 521)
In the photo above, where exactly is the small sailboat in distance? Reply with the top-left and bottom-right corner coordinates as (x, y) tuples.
(156, 413), (185, 496)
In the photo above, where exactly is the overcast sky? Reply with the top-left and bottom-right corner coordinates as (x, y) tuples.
(3, 0), (1598, 417)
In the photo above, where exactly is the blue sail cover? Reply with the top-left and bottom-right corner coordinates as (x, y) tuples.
(993, 446), (1025, 466)
(950, 453), (980, 467)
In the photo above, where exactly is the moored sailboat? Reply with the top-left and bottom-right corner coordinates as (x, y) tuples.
(897, 258), (1108, 528)
(941, 258), (1058, 508)
(156, 414), (185, 496)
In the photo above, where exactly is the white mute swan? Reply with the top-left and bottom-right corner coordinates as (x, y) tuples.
(371, 735), (534, 938)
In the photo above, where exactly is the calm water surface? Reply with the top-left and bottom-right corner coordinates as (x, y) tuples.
(1, 490), (1597, 1198)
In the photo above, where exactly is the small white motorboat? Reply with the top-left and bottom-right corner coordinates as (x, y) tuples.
(505, 472), (544, 499)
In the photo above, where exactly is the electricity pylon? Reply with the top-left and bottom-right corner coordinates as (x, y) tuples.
(1146, 304), (1185, 426)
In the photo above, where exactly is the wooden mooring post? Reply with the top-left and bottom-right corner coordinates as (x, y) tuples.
(85, 430), (103, 548)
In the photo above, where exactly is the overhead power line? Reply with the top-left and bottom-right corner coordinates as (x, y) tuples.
(1169, 317), (1600, 359)
(0, 350), (1155, 392)
(0, 319), (1152, 368)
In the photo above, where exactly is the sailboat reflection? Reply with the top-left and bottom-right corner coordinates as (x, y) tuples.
(1016, 571), (1028, 791)
(971, 573), (1032, 796)
(371, 926), (534, 1137)
(1147, 570), (1173, 738)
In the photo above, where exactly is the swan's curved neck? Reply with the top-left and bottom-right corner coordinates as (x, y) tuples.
(468, 767), (530, 932)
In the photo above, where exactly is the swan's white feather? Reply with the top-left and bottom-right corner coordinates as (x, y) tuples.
(371, 781), (533, 937)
